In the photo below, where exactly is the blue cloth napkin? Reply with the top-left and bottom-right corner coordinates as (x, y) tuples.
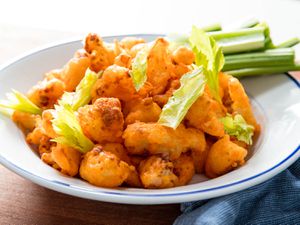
(174, 158), (300, 225)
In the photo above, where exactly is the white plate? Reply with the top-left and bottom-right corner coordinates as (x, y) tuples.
(0, 35), (299, 205)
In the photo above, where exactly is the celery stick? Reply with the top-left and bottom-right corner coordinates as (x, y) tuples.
(202, 23), (222, 32)
(228, 64), (300, 77)
(276, 37), (300, 48)
(208, 27), (266, 54)
(223, 48), (295, 71)
(227, 18), (260, 30)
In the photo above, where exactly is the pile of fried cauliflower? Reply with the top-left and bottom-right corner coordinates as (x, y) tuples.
(12, 34), (260, 189)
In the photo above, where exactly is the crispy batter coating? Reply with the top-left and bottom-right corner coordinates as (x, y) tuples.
(59, 49), (90, 91)
(43, 143), (81, 177)
(91, 65), (139, 102)
(119, 37), (145, 51)
(123, 122), (205, 160)
(12, 111), (40, 132)
(79, 146), (132, 187)
(129, 43), (147, 58)
(139, 156), (178, 189)
(172, 46), (195, 65)
(114, 53), (132, 68)
(146, 38), (174, 95)
(186, 92), (226, 137)
(84, 33), (116, 72)
(102, 143), (142, 187)
(173, 154), (195, 186)
(192, 138), (213, 174)
(205, 135), (247, 178)
(227, 76), (260, 133)
(152, 79), (181, 107)
(78, 98), (124, 144)
(41, 109), (57, 139)
(27, 77), (65, 109)
(125, 98), (161, 125)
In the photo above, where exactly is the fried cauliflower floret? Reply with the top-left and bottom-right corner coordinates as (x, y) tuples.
(26, 117), (45, 145)
(172, 46), (195, 65)
(91, 65), (139, 102)
(42, 143), (81, 177)
(123, 122), (206, 160)
(78, 98), (124, 144)
(173, 154), (195, 186)
(129, 43), (147, 58)
(79, 146), (132, 187)
(114, 53), (132, 68)
(153, 79), (180, 107)
(59, 49), (90, 91)
(125, 98), (161, 125)
(139, 156), (178, 189)
(27, 77), (65, 109)
(102, 143), (142, 187)
(41, 109), (57, 139)
(102, 143), (131, 164)
(186, 92), (226, 137)
(227, 76), (260, 133)
(12, 111), (40, 132)
(84, 33), (116, 72)
(119, 37), (145, 51)
(205, 135), (247, 178)
(146, 38), (174, 95)
(192, 138), (213, 174)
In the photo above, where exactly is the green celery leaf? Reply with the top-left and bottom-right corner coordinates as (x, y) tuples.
(129, 47), (149, 91)
(189, 26), (224, 103)
(0, 89), (42, 115)
(51, 104), (94, 153)
(158, 66), (206, 129)
(220, 114), (254, 145)
(59, 68), (101, 111)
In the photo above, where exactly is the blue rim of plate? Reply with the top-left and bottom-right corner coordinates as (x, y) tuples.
(0, 36), (299, 198)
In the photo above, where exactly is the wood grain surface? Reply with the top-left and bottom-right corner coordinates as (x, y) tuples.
(0, 165), (180, 225)
(0, 26), (181, 225)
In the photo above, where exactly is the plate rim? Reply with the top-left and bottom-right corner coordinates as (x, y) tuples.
(0, 35), (299, 204)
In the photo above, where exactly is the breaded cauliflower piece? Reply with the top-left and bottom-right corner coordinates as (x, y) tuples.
(139, 156), (178, 189)
(125, 98), (161, 125)
(27, 77), (65, 109)
(123, 122), (206, 160)
(205, 135), (247, 178)
(91, 65), (139, 102)
(114, 53), (132, 68)
(173, 154), (195, 186)
(41, 109), (57, 139)
(119, 37), (145, 51)
(102, 143), (142, 187)
(12, 111), (40, 132)
(146, 38), (174, 95)
(192, 138), (213, 174)
(59, 49), (90, 91)
(171, 46), (195, 65)
(227, 76), (260, 132)
(153, 79), (180, 107)
(84, 33), (116, 72)
(79, 146), (132, 187)
(186, 92), (226, 137)
(42, 143), (81, 177)
(78, 98), (124, 144)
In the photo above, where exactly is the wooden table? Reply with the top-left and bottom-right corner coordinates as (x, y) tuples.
(0, 26), (180, 225)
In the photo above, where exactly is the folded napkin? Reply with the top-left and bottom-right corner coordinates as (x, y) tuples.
(174, 158), (300, 225)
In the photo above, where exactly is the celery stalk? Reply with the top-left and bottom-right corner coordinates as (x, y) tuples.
(202, 23), (222, 32)
(223, 48), (295, 71)
(228, 64), (300, 77)
(276, 37), (300, 48)
(208, 27), (266, 54)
